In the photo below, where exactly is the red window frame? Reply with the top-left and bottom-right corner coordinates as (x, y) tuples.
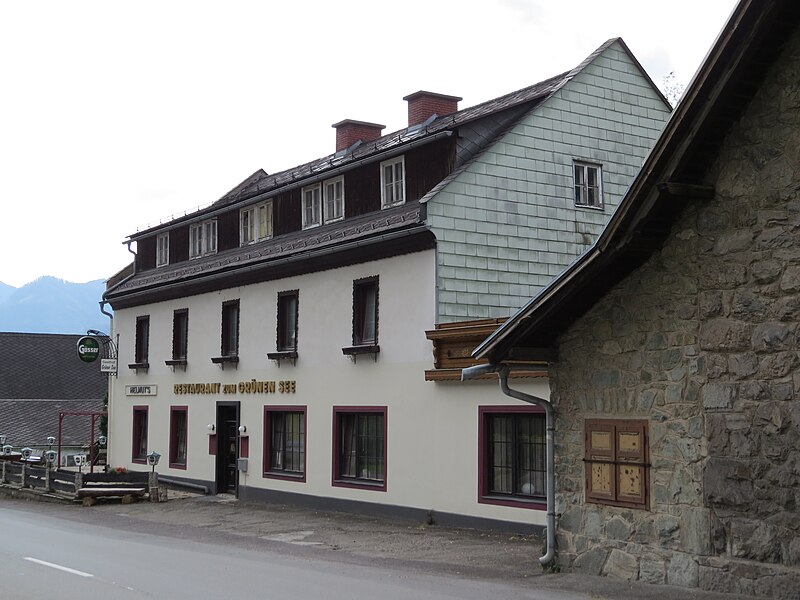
(332, 406), (387, 492)
(169, 405), (188, 470)
(263, 405), (307, 482)
(132, 405), (148, 464)
(478, 405), (546, 510)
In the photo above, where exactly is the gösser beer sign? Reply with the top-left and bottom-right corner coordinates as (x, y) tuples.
(76, 336), (101, 363)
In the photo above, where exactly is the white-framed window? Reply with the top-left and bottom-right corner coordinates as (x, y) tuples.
(574, 161), (603, 209)
(258, 202), (274, 240)
(240, 202), (273, 246)
(189, 218), (218, 259)
(380, 156), (405, 208)
(302, 184), (322, 230)
(323, 176), (344, 223)
(156, 232), (169, 267)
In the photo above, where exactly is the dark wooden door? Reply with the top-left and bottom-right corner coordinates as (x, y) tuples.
(215, 404), (238, 494)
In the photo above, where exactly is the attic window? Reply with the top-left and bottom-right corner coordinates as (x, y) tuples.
(574, 161), (603, 209)
(380, 157), (405, 208)
(156, 232), (169, 267)
(190, 219), (218, 258)
(241, 201), (273, 245)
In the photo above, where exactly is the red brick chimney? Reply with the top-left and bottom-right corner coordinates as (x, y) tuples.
(403, 91), (462, 127)
(332, 119), (385, 152)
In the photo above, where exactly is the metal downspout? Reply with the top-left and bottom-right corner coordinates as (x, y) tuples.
(496, 366), (556, 566)
(460, 362), (556, 565)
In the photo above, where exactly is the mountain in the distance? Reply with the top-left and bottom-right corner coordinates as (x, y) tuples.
(0, 277), (110, 334)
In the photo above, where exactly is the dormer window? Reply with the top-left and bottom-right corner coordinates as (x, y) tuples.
(189, 219), (217, 259)
(324, 176), (344, 223)
(156, 232), (169, 267)
(303, 177), (345, 230)
(241, 202), (273, 246)
(380, 157), (405, 208)
(302, 184), (322, 229)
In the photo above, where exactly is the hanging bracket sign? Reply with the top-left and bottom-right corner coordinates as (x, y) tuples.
(76, 336), (101, 363)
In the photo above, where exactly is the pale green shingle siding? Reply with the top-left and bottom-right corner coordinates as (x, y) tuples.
(428, 41), (670, 322)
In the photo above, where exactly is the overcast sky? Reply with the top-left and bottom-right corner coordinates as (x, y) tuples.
(0, 0), (738, 288)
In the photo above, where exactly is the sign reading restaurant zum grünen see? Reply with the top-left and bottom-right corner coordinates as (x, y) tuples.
(76, 336), (100, 363)
(173, 380), (297, 395)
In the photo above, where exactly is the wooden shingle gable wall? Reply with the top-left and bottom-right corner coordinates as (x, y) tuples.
(426, 39), (671, 323)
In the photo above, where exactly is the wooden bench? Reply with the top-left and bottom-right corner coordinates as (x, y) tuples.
(77, 486), (147, 506)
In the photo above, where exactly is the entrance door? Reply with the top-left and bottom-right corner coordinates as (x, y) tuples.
(215, 404), (238, 495)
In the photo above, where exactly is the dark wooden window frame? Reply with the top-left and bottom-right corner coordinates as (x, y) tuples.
(275, 290), (299, 354)
(584, 418), (649, 510)
(263, 406), (307, 482)
(478, 405), (547, 510)
(166, 308), (189, 368)
(129, 315), (150, 371)
(131, 405), (148, 464)
(343, 276), (379, 359)
(212, 300), (240, 368)
(332, 406), (387, 492)
(169, 405), (188, 470)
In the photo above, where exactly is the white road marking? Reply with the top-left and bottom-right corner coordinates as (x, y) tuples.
(24, 557), (94, 578)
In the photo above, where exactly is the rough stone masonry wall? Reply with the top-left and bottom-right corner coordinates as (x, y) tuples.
(549, 27), (800, 599)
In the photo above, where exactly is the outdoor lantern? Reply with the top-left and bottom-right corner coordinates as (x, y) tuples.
(73, 454), (84, 467)
(21, 447), (33, 461)
(147, 450), (161, 472)
(45, 450), (57, 465)
(1, 444), (11, 456)
(237, 425), (247, 435)
(47, 436), (56, 447)
(207, 423), (216, 435)
(98, 436), (107, 446)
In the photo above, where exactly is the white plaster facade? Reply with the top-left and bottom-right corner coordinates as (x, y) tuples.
(109, 249), (551, 528)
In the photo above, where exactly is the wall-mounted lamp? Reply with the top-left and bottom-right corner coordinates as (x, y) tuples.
(207, 423), (216, 435)
(237, 425), (247, 435)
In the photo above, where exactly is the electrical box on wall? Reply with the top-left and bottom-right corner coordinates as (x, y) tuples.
(237, 458), (248, 473)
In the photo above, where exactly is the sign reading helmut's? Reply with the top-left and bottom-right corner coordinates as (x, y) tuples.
(173, 380), (296, 395)
(126, 385), (158, 396)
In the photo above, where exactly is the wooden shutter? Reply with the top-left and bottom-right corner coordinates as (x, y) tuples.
(585, 420), (616, 503)
(616, 421), (647, 506)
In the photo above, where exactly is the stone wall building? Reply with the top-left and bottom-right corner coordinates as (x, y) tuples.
(473, 0), (800, 597)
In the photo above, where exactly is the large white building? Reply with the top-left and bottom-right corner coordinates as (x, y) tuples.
(104, 39), (670, 531)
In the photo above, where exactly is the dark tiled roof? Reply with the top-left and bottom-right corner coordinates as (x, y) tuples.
(129, 56), (586, 239)
(109, 201), (425, 297)
(0, 399), (103, 446)
(0, 333), (108, 401)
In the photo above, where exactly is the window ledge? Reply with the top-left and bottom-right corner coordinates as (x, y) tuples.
(267, 351), (298, 366)
(128, 362), (149, 372)
(211, 355), (239, 370)
(478, 495), (546, 510)
(165, 359), (187, 372)
(333, 478), (386, 492)
(263, 470), (306, 483)
(342, 344), (380, 363)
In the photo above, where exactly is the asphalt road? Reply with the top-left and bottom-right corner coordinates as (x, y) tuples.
(0, 503), (583, 600)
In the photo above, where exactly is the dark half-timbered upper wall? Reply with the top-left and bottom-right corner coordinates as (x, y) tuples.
(134, 137), (456, 273)
(406, 137), (455, 202)
(137, 236), (156, 271)
(274, 188), (301, 237)
(217, 210), (239, 253)
(171, 225), (189, 263)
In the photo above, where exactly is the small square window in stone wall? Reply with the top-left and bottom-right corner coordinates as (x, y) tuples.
(584, 419), (649, 509)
